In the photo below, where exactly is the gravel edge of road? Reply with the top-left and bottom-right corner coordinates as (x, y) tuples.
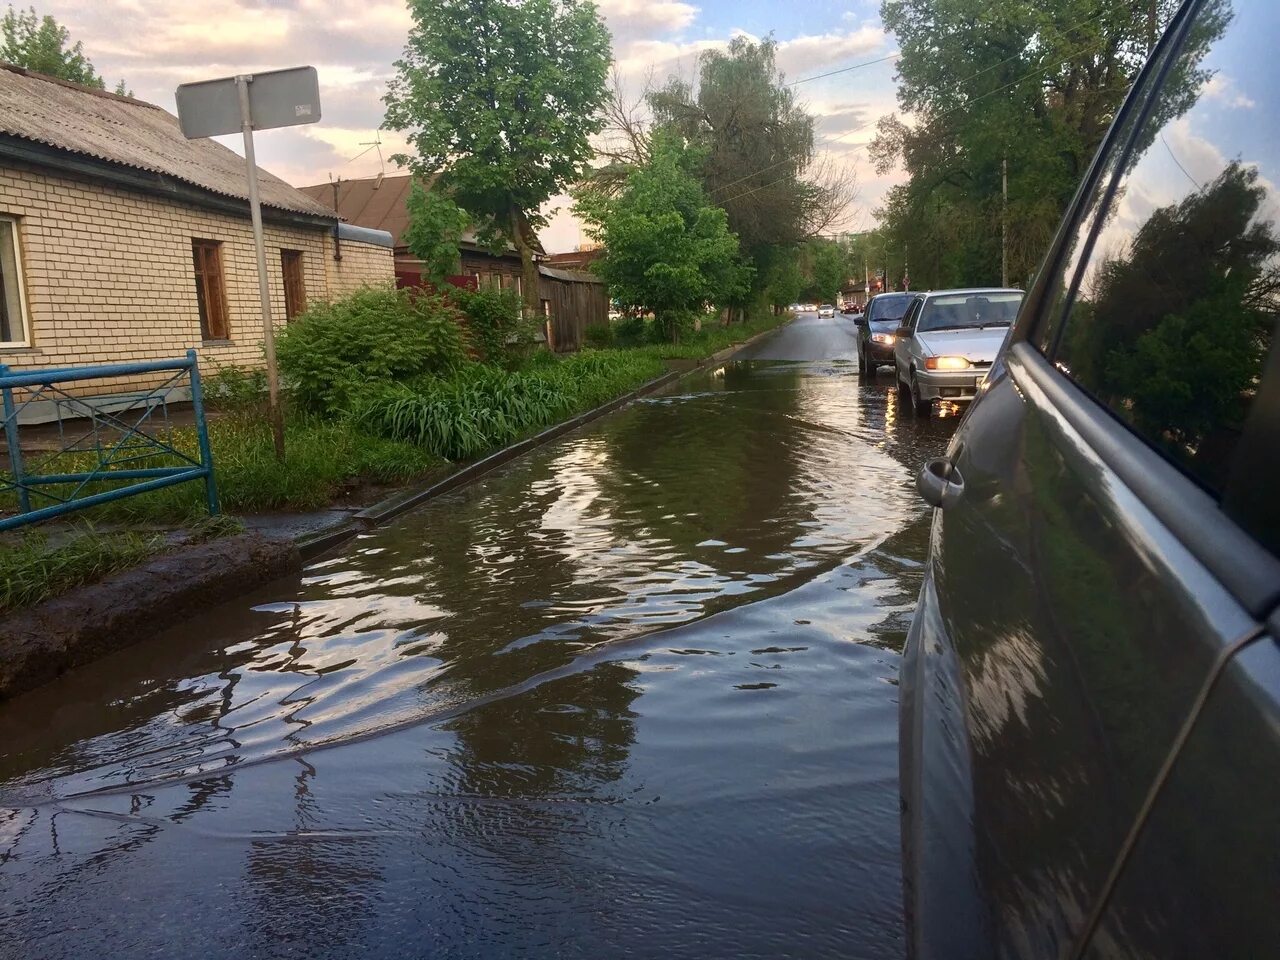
(0, 321), (789, 701)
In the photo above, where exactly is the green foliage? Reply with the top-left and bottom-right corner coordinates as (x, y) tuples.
(576, 133), (750, 339)
(872, 0), (1228, 289)
(804, 239), (847, 303)
(760, 246), (805, 308)
(384, 0), (612, 313)
(275, 287), (466, 414)
(204, 362), (267, 417)
(613, 314), (650, 347)
(583, 324), (615, 349)
(356, 351), (665, 460)
(403, 179), (471, 285)
(1, 4), (127, 92)
(0, 525), (162, 613)
(451, 285), (533, 367)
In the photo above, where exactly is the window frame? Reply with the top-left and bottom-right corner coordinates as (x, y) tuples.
(1013, 0), (1201, 357)
(192, 238), (230, 342)
(280, 248), (306, 321)
(0, 214), (31, 347)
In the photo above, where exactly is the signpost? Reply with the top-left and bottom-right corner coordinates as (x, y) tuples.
(176, 66), (321, 460)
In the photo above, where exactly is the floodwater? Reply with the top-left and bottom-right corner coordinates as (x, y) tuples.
(0, 314), (959, 959)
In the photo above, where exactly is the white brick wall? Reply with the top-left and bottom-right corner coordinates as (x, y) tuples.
(0, 161), (393, 409)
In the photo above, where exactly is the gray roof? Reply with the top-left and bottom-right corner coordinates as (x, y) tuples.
(337, 222), (394, 247)
(0, 65), (336, 219)
(538, 264), (601, 283)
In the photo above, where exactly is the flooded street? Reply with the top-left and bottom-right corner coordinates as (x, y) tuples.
(0, 315), (959, 959)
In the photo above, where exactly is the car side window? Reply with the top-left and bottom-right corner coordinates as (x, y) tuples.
(1031, 21), (1185, 354)
(904, 299), (922, 331)
(1051, 0), (1280, 506)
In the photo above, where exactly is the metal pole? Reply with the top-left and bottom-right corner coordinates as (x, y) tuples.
(186, 349), (220, 516)
(1001, 156), (1009, 288)
(236, 74), (286, 462)
(0, 364), (30, 513)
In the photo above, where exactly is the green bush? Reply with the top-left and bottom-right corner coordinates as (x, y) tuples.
(203, 362), (267, 417)
(583, 323), (615, 349)
(451, 286), (535, 368)
(276, 287), (467, 414)
(614, 314), (649, 346)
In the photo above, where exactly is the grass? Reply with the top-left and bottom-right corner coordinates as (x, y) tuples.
(588, 310), (789, 360)
(1, 415), (441, 526)
(356, 350), (666, 460)
(0, 524), (165, 613)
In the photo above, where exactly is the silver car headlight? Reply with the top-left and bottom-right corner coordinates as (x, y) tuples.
(871, 333), (895, 344)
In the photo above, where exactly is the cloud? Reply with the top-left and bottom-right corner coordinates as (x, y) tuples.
(597, 0), (698, 43)
(1202, 73), (1256, 110)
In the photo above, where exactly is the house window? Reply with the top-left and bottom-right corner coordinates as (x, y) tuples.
(191, 239), (229, 341)
(0, 216), (29, 345)
(281, 249), (306, 320)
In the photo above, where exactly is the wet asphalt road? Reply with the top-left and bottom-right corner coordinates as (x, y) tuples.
(0, 313), (961, 959)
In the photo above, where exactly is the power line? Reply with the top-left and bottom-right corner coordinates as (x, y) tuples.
(715, 34), (1110, 210)
(787, 52), (900, 87)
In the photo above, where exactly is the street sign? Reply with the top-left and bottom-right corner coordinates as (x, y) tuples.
(176, 66), (320, 139)
(175, 66), (322, 461)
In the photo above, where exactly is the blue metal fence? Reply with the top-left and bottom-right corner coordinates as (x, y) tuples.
(0, 350), (219, 531)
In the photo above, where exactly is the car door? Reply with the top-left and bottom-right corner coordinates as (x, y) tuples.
(893, 298), (922, 380)
(900, 3), (1280, 957)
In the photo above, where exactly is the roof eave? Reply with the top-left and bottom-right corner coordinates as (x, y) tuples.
(0, 134), (337, 229)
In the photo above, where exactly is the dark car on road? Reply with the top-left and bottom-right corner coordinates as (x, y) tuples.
(900, 1), (1280, 958)
(855, 292), (918, 376)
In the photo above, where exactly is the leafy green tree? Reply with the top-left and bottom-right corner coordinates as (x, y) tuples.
(1, 5), (128, 93)
(576, 134), (750, 341)
(869, 0), (1227, 289)
(402, 180), (470, 286)
(760, 246), (804, 312)
(804, 239), (847, 304)
(384, 0), (611, 317)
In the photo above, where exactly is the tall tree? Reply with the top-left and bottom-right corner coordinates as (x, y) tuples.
(575, 133), (751, 340)
(1, 5), (127, 93)
(384, 0), (611, 317)
(869, 0), (1225, 289)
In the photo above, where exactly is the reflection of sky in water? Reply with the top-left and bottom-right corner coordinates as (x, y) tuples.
(1084, 1), (1280, 293)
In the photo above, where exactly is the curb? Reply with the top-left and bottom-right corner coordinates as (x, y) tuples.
(296, 318), (787, 559)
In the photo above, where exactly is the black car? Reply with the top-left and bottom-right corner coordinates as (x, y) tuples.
(900, 1), (1280, 957)
(854, 292), (919, 376)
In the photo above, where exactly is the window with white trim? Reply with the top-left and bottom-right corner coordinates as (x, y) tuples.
(0, 216), (29, 345)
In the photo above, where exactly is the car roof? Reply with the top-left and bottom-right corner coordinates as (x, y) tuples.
(917, 287), (1023, 300)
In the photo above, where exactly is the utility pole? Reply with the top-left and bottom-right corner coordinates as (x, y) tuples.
(1001, 155), (1009, 288)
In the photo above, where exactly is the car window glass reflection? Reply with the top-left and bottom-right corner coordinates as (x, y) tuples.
(1055, 0), (1278, 497)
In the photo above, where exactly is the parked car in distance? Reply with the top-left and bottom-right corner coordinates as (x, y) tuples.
(854, 291), (918, 377)
(818, 303), (836, 318)
(900, 2), (1280, 957)
(891, 288), (1022, 415)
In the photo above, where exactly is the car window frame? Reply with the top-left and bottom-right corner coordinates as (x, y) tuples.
(1005, 0), (1280, 613)
(1011, 1), (1200, 356)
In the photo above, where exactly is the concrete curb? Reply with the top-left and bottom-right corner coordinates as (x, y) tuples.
(0, 534), (298, 700)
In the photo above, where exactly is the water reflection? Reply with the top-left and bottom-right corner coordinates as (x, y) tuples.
(1, 351), (954, 959)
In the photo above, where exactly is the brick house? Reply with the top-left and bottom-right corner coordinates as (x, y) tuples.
(298, 174), (540, 297)
(0, 66), (394, 420)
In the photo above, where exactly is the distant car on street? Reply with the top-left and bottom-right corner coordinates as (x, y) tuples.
(900, 2), (1280, 957)
(854, 291), (918, 376)
(818, 303), (836, 318)
(891, 288), (1022, 415)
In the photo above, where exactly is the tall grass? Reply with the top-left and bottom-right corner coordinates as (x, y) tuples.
(0, 525), (165, 613)
(356, 350), (666, 460)
(0, 416), (440, 525)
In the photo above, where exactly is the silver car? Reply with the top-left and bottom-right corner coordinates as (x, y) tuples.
(892, 288), (1023, 415)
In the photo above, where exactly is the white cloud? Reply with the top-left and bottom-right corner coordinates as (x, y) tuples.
(1202, 73), (1256, 110)
(597, 0), (698, 41)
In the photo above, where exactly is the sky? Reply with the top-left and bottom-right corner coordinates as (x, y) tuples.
(40, 0), (906, 252)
